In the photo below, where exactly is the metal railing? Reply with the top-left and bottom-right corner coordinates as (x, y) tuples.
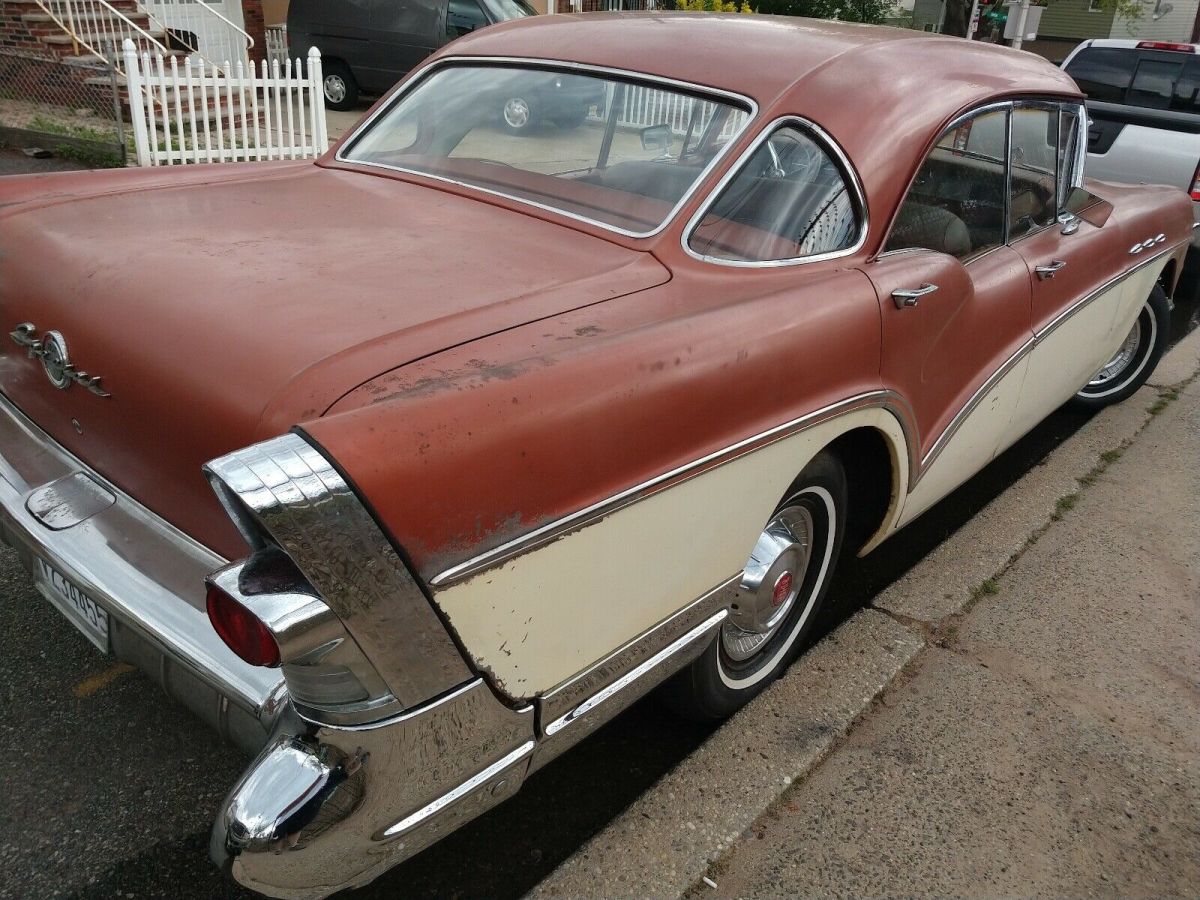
(32, 0), (173, 70)
(32, 0), (252, 74)
(123, 40), (328, 166)
(143, 0), (254, 69)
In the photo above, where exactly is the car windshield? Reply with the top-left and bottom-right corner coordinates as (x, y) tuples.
(341, 64), (753, 234)
(484, 0), (537, 19)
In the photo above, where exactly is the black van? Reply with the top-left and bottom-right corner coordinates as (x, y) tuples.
(289, 0), (537, 110)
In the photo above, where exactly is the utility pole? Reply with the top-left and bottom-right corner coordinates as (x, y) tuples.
(966, 0), (981, 39)
(1011, 0), (1031, 50)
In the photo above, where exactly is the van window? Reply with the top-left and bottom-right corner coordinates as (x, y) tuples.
(447, 0), (488, 38)
(483, 0), (537, 20)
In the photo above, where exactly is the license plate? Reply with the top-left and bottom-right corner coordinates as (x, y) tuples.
(33, 556), (110, 652)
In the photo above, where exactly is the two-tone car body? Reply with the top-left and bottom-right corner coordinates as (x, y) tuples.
(0, 14), (1191, 898)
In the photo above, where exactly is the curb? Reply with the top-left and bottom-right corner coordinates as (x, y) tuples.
(527, 333), (1200, 900)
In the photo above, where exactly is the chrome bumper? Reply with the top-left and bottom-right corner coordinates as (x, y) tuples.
(0, 392), (286, 754)
(212, 680), (535, 899)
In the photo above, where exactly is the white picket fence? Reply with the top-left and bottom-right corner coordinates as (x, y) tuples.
(122, 39), (328, 167)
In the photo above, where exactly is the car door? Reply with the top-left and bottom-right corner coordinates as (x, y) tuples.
(864, 104), (1035, 524)
(1008, 101), (1133, 427)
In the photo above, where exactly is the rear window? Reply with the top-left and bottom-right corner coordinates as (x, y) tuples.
(1066, 48), (1136, 102)
(1067, 47), (1200, 114)
(341, 64), (752, 236)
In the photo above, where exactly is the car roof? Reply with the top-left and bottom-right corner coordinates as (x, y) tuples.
(445, 13), (1080, 111)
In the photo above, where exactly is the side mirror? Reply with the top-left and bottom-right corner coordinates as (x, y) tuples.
(640, 124), (672, 157)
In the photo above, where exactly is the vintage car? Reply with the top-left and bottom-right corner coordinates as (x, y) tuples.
(0, 13), (1191, 898)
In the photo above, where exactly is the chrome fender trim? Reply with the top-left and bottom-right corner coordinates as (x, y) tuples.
(204, 433), (473, 713)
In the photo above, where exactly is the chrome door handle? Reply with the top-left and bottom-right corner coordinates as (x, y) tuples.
(891, 283), (938, 309)
(1035, 260), (1067, 280)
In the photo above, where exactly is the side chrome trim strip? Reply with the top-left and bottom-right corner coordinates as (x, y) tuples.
(334, 55), (759, 241)
(545, 610), (728, 737)
(430, 390), (917, 586)
(680, 115), (869, 268)
(918, 336), (1035, 473)
(379, 739), (536, 840)
(539, 575), (736, 724)
(1034, 238), (1184, 342)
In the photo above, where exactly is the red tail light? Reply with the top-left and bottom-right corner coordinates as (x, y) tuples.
(206, 579), (281, 667)
(1136, 41), (1196, 52)
(1190, 160), (1200, 201)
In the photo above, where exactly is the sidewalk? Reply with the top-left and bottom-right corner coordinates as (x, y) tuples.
(703, 375), (1199, 897)
(533, 331), (1200, 900)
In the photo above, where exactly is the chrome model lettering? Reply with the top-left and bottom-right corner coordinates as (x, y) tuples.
(9, 323), (111, 397)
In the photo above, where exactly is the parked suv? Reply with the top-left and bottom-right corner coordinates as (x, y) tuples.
(1062, 38), (1200, 297)
(289, 0), (537, 110)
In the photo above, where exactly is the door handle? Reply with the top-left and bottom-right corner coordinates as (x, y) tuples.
(891, 283), (938, 309)
(1035, 260), (1067, 280)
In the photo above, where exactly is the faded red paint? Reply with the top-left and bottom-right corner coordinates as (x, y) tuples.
(0, 16), (1191, 577)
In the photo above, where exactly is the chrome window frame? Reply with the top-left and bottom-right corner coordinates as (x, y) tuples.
(680, 115), (869, 268)
(878, 96), (1085, 263)
(877, 99), (1013, 265)
(1007, 99), (1068, 246)
(334, 55), (759, 240)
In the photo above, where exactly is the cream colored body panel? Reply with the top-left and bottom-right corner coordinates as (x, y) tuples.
(1020, 261), (1161, 427)
(898, 355), (1031, 527)
(434, 408), (909, 698)
(898, 256), (1164, 529)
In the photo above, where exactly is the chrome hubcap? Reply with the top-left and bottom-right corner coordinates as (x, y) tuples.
(324, 74), (347, 104)
(722, 505), (813, 662)
(1089, 318), (1142, 387)
(503, 97), (530, 129)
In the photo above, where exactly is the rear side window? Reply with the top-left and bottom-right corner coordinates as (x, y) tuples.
(1066, 48), (1137, 102)
(885, 107), (1008, 261)
(688, 124), (862, 263)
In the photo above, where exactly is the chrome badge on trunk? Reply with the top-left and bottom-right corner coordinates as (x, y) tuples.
(9, 323), (111, 397)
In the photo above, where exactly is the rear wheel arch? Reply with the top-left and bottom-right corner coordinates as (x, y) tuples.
(822, 426), (898, 557)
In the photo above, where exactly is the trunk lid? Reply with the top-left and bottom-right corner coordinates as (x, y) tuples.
(0, 164), (667, 558)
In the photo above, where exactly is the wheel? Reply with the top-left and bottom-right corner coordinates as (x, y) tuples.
(550, 107), (588, 130)
(322, 61), (359, 112)
(662, 451), (848, 720)
(500, 95), (539, 135)
(1073, 283), (1170, 410)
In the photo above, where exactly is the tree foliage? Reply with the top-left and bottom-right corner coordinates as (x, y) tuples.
(752, 0), (896, 23)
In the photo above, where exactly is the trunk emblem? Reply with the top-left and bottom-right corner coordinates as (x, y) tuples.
(9, 323), (111, 398)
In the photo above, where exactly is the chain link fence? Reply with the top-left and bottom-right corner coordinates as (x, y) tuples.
(0, 48), (128, 167)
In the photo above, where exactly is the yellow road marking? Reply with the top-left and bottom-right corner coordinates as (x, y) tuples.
(72, 662), (135, 699)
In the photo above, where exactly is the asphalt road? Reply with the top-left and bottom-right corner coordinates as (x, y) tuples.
(0, 176), (1195, 897)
